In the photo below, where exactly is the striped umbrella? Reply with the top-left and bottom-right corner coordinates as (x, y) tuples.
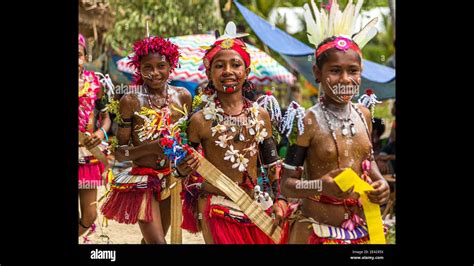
(117, 34), (295, 86)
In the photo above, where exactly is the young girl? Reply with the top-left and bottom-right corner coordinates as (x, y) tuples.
(280, 0), (390, 244)
(100, 35), (192, 244)
(178, 22), (287, 244)
(78, 33), (111, 237)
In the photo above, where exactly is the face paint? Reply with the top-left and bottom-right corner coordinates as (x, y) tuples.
(223, 85), (236, 93)
(142, 73), (153, 81)
(326, 77), (360, 103)
(220, 73), (241, 93)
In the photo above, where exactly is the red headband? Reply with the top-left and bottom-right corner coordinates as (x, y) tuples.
(315, 37), (361, 58)
(203, 38), (251, 69)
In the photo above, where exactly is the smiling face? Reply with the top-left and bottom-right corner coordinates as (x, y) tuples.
(139, 53), (171, 90)
(313, 49), (362, 104)
(206, 49), (250, 94)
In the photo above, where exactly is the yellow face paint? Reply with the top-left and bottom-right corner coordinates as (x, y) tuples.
(333, 168), (386, 244)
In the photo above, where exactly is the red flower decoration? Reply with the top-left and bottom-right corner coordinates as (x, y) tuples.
(334, 37), (351, 51)
(128, 36), (181, 85)
(160, 138), (174, 148)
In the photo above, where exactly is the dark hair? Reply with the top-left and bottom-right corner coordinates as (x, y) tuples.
(372, 118), (385, 138)
(315, 36), (361, 69)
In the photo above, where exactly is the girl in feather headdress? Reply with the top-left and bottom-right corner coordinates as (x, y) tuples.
(280, 0), (390, 244)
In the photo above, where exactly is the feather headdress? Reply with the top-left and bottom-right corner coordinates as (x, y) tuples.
(303, 0), (378, 55)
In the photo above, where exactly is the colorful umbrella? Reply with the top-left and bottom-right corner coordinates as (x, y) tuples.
(117, 34), (295, 86)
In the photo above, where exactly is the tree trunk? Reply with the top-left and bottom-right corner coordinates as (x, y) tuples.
(388, 0), (395, 39)
(214, 0), (222, 20)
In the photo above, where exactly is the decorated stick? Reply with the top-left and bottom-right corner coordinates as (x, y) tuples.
(191, 149), (282, 243)
(78, 131), (109, 168)
(169, 174), (183, 244)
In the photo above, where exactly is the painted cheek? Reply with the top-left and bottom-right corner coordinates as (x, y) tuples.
(326, 77), (332, 86)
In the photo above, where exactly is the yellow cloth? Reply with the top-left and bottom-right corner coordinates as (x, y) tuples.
(333, 168), (386, 244)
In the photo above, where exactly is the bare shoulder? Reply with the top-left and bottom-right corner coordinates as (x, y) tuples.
(258, 106), (271, 120)
(119, 93), (140, 112)
(170, 85), (192, 100)
(356, 104), (372, 124)
(303, 107), (319, 131)
(187, 109), (209, 142)
(188, 109), (206, 127)
(356, 103), (370, 117)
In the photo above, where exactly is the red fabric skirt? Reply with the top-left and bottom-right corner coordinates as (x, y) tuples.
(204, 195), (275, 244)
(78, 161), (105, 189)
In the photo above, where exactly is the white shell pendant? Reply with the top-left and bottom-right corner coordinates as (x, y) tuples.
(254, 185), (273, 210)
(350, 124), (357, 136)
(341, 125), (349, 136)
(249, 127), (255, 136)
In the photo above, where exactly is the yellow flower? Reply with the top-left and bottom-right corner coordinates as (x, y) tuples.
(211, 124), (227, 137)
(220, 39), (234, 49)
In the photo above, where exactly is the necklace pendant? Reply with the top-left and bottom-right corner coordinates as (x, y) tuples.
(341, 126), (349, 136)
(233, 133), (241, 142)
(350, 124), (357, 136)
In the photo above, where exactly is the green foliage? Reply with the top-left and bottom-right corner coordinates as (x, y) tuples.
(106, 99), (123, 124)
(105, 0), (224, 56)
(373, 99), (394, 121)
(288, 121), (299, 145)
(109, 135), (119, 153)
(386, 223), (396, 244)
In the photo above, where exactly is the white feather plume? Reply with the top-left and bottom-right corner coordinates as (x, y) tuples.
(352, 17), (379, 48)
(303, 0), (378, 50)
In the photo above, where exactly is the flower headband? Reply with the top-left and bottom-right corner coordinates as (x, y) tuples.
(203, 22), (251, 69)
(203, 38), (251, 69)
(315, 36), (361, 58)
